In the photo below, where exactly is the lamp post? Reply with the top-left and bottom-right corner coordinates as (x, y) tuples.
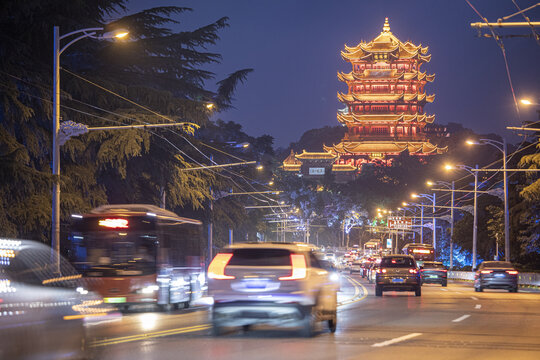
(52, 26), (127, 261)
(446, 164), (479, 269)
(412, 193), (436, 253)
(427, 180), (455, 269)
(466, 139), (510, 262)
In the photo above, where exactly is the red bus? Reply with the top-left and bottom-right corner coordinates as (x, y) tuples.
(402, 243), (435, 265)
(69, 204), (205, 311)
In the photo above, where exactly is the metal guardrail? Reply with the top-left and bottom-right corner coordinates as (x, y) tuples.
(449, 271), (540, 287)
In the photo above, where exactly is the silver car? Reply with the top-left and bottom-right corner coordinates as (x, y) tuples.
(208, 243), (338, 337)
(0, 239), (111, 359)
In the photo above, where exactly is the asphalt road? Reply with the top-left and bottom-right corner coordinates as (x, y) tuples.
(88, 275), (540, 360)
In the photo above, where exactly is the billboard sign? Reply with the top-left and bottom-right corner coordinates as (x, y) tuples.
(387, 216), (412, 229)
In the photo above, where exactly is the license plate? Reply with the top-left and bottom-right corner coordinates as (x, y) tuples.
(495, 273), (505, 278)
(392, 278), (404, 283)
(104, 297), (127, 304)
(429, 275), (438, 278)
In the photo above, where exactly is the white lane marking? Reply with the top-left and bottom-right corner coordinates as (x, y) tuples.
(372, 333), (422, 348)
(471, 296), (478, 300)
(454, 291), (462, 294)
(475, 304), (482, 309)
(441, 288), (448, 291)
(452, 314), (471, 322)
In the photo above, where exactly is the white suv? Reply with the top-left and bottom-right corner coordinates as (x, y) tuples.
(208, 242), (338, 337)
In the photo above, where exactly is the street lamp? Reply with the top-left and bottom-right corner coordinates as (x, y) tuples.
(51, 26), (128, 262)
(412, 192), (437, 252)
(446, 164), (479, 269)
(466, 138), (510, 262)
(427, 180), (455, 269)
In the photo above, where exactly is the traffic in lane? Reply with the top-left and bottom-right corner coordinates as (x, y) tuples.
(90, 277), (540, 360)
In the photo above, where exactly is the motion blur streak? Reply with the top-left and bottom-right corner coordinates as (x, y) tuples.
(91, 324), (211, 347)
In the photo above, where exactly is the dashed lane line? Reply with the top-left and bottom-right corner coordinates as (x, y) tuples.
(475, 304), (482, 309)
(452, 314), (471, 322)
(371, 333), (422, 347)
(471, 296), (478, 300)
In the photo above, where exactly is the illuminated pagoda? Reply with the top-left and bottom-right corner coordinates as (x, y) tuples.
(283, 18), (446, 180)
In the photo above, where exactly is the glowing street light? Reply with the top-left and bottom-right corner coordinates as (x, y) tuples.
(51, 25), (128, 265)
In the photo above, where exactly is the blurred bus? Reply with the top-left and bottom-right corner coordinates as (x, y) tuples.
(363, 239), (381, 256)
(69, 204), (205, 311)
(401, 243), (435, 266)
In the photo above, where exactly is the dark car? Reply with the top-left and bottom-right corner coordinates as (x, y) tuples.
(375, 255), (421, 297)
(420, 261), (448, 287)
(474, 261), (518, 293)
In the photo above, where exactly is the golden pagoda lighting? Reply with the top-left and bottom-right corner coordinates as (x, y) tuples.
(411, 193), (419, 198)
(520, 99), (533, 105)
(426, 180), (434, 186)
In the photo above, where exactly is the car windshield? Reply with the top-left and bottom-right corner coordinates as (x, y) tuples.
(228, 248), (292, 266)
(70, 231), (157, 276)
(380, 257), (415, 268)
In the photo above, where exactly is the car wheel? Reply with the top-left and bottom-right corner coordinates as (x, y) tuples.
(415, 286), (421, 297)
(300, 306), (316, 338)
(328, 312), (337, 333)
(212, 321), (224, 336)
(375, 285), (383, 297)
(510, 287), (518, 293)
(478, 286), (483, 292)
(442, 281), (447, 287)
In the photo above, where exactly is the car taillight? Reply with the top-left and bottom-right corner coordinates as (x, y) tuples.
(376, 268), (387, 274)
(208, 253), (235, 280)
(441, 269), (448, 272)
(480, 270), (493, 274)
(506, 270), (518, 275)
(409, 268), (418, 274)
(279, 254), (307, 280)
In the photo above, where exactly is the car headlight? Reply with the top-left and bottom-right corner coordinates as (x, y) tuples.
(139, 285), (159, 294)
(330, 272), (340, 282)
(76, 286), (88, 295)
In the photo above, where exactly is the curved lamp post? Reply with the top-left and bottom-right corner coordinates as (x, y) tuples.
(412, 193), (437, 253)
(466, 139), (509, 262)
(446, 164), (479, 269)
(52, 26), (127, 262)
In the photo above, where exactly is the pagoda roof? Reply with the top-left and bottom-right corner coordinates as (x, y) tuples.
(337, 113), (435, 125)
(282, 149), (301, 171)
(338, 92), (435, 103)
(338, 70), (435, 82)
(332, 163), (357, 172)
(323, 141), (447, 155)
(295, 150), (337, 160)
(342, 18), (430, 62)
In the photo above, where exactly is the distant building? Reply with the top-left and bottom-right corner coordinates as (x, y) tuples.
(283, 18), (447, 181)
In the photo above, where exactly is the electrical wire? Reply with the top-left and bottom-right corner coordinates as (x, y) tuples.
(465, 0), (520, 118)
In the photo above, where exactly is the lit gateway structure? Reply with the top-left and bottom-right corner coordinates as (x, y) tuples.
(283, 18), (446, 181)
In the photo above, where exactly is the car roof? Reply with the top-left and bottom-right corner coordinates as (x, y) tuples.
(381, 254), (414, 259)
(227, 242), (316, 252)
(481, 261), (513, 268)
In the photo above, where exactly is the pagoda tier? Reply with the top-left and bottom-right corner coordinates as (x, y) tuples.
(337, 113), (435, 125)
(281, 18), (446, 180)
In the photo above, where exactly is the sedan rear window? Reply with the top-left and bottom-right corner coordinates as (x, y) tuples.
(424, 262), (445, 269)
(228, 249), (292, 266)
(481, 261), (513, 269)
(380, 257), (415, 268)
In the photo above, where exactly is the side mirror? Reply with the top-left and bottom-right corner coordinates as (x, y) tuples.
(419, 266), (424, 270)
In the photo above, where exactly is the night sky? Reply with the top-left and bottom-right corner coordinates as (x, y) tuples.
(130, 0), (540, 148)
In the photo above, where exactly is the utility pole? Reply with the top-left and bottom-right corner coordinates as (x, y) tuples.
(207, 154), (213, 266)
(450, 181), (455, 270)
(473, 165), (479, 269)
